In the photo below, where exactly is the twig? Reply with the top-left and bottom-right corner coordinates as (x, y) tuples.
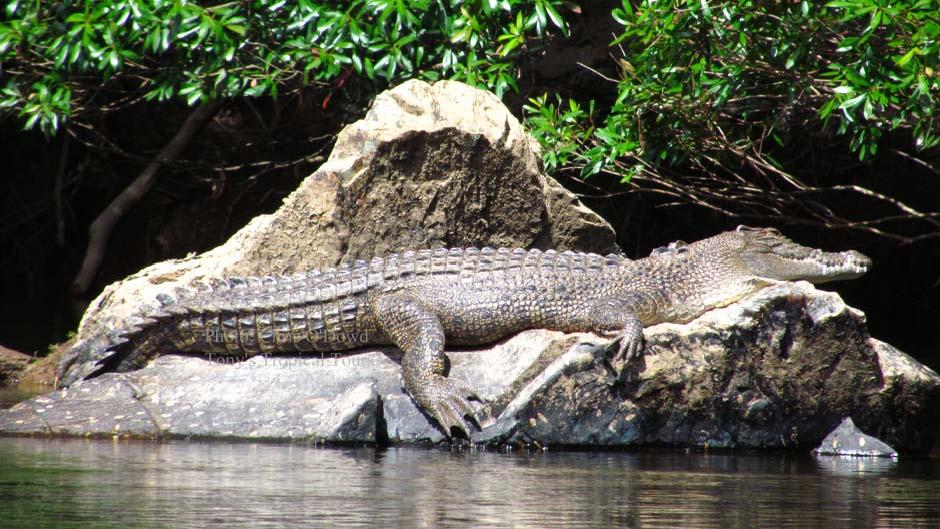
(890, 148), (940, 176)
(575, 62), (619, 84)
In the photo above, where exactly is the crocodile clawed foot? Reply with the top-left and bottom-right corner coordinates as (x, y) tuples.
(603, 329), (644, 364)
(602, 325), (645, 385)
(418, 376), (483, 438)
(610, 334), (643, 363)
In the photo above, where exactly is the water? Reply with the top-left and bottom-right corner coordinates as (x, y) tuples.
(0, 385), (48, 408)
(1, 438), (938, 528)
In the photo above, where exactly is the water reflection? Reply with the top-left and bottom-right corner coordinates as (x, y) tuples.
(0, 438), (938, 529)
(814, 454), (898, 476)
(0, 384), (48, 409)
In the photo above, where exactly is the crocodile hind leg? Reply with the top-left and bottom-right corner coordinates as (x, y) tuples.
(373, 294), (480, 437)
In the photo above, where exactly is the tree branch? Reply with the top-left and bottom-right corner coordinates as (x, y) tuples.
(72, 100), (223, 295)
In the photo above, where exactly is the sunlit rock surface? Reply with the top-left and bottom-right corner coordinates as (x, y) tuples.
(812, 417), (898, 458)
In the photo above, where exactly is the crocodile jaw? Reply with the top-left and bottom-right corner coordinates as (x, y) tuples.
(803, 249), (871, 283)
(743, 246), (871, 284)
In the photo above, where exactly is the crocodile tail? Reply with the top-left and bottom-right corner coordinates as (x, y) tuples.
(58, 289), (195, 386)
(56, 316), (173, 387)
(83, 317), (175, 380)
(89, 286), (205, 379)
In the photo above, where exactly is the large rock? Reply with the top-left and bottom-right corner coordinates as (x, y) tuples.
(475, 282), (939, 451)
(7, 81), (935, 451)
(58, 79), (617, 384)
(3, 283), (937, 452)
(0, 331), (558, 443)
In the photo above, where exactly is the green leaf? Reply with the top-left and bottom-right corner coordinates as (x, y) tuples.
(611, 8), (630, 26)
(862, 97), (875, 120)
(895, 48), (917, 66)
(23, 110), (40, 130)
(867, 10), (882, 33)
(55, 44), (70, 67)
(819, 99), (836, 119)
(534, 1), (547, 30)
(65, 12), (86, 24)
(542, 2), (565, 32)
(839, 93), (866, 109)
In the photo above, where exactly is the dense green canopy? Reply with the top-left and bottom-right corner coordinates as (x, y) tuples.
(0, 0), (567, 134)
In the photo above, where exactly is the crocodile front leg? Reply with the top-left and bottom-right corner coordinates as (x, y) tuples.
(586, 297), (646, 368)
(373, 294), (480, 436)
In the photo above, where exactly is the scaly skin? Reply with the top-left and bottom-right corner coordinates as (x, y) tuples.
(62, 226), (871, 436)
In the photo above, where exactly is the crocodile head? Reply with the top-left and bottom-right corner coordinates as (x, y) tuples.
(732, 226), (871, 283)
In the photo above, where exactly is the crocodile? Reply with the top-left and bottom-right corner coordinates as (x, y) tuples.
(59, 226), (871, 436)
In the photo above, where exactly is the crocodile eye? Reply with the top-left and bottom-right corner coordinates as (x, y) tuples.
(737, 225), (782, 237)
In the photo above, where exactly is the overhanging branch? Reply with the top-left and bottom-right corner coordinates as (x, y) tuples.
(72, 100), (223, 295)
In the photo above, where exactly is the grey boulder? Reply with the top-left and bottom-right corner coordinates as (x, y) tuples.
(813, 417), (898, 458)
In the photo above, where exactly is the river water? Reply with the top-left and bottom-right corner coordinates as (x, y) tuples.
(0, 437), (937, 529)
